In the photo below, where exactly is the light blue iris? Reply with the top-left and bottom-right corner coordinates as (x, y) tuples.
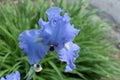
(19, 7), (80, 72)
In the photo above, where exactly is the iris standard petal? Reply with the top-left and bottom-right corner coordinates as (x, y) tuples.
(0, 71), (20, 80)
(38, 7), (80, 48)
(46, 7), (62, 20)
(56, 41), (80, 72)
(18, 29), (49, 64)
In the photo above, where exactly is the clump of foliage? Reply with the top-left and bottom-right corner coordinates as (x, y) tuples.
(0, 0), (119, 80)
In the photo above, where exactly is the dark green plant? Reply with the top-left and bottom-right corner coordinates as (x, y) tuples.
(0, 0), (119, 80)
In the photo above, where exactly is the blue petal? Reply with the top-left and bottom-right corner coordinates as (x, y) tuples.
(63, 13), (71, 22)
(1, 77), (6, 80)
(56, 41), (80, 72)
(18, 29), (49, 64)
(38, 19), (48, 29)
(1, 71), (20, 80)
(46, 7), (62, 20)
(38, 7), (80, 48)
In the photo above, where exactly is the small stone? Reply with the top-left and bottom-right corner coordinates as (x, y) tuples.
(116, 43), (120, 49)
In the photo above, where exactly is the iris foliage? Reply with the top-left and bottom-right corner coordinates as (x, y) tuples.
(0, 0), (120, 80)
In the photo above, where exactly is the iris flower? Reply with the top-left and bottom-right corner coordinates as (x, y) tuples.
(19, 7), (80, 72)
(0, 71), (20, 80)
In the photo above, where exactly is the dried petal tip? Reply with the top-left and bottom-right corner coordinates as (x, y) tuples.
(33, 64), (42, 72)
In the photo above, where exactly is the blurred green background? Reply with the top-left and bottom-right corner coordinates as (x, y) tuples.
(0, 0), (120, 80)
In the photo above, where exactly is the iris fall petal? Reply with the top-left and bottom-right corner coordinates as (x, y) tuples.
(18, 29), (49, 64)
(56, 41), (80, 72)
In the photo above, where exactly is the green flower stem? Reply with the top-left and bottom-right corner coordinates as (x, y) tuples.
(26, 66), (35, 80)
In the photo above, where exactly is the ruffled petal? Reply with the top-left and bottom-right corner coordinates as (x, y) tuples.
(38, 19), (48, 29)
(56, 41), (80, 72)
(18, 29), (49, 64)
(46, 7), (62, 20)
(38, 7), (80, 48)
(63, 13), (70, 22)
